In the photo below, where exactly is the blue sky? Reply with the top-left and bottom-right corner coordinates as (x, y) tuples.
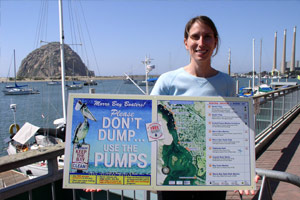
(0, 0), (299, 77)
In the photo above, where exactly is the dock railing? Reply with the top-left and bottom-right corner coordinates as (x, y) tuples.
(1, 85), (300, 200)
(253, 85), (300, 153)
(0, 143), (65, 200)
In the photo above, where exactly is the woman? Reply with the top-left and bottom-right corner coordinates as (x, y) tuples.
(151, 16), (256, 200)
(151, 15), (235, 97)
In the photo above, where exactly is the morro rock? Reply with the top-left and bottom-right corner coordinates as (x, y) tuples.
(17, 42), (94, 78)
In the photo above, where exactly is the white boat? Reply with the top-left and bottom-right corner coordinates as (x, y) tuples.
(272, 75), (282, 79)
(137, 77), (158, 86)
(66, 81), (83, 90)
(253, 84), (273, 96)
(83, 79), (97, 86)
(2, 50), (40, 95)
(66, 64), (83, 89)
(47, 80), (61, 85)
(66, 64), (83, 90)
(6, 101), (66, 176)
(7, 122), (65, 176)
(47, 52), (61, 85)
(258, 84), (273, 93)
(3, 87), (40, 95)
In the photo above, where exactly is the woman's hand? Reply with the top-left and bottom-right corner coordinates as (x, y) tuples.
(83, 189), (102, 192)
(235, 175), (260, 195)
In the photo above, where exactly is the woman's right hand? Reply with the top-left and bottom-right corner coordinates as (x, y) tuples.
(83, 189), (102, 192)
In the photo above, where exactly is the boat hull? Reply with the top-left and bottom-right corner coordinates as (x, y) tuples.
(66, 84), (83, 90)
(2, 88), (40, 95)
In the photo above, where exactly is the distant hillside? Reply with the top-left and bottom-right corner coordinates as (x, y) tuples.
(17, 42), (94, 78)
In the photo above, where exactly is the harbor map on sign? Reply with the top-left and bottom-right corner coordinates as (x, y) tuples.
(156, 100), (207, 186)
(156, 99), (253, 188)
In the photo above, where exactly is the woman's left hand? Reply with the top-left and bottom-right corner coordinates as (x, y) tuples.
(234, 175), (260, 195)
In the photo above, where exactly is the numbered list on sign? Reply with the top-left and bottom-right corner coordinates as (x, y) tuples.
(205, 102), (251, 186)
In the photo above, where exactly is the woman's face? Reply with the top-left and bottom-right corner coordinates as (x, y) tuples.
(184, 21), (217, 63)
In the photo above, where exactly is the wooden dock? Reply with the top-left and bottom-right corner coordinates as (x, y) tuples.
(0, 170), (29, 189)
(226, 113), (300, 200)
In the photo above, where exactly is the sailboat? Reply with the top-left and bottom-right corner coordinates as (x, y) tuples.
(66, 61), (83, 90)
(47, 49), (61, 85)
(238, 39), (273, 97)
(47, 80), (61, 85)
(5, 0), (68, 177)
(255, 39), (273, 95)
(66, 81), (83, 90)
(2, 50), (40, 95)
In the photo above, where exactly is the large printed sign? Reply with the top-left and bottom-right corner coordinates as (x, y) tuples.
(63, 94), (256, 191)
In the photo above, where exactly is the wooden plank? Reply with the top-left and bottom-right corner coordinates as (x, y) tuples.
(0, 169), (63, 199)
(0, 170), (29, 189)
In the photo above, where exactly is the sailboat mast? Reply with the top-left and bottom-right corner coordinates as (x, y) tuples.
(13, 49), (17, 86)
(58, 0), (67, 122)
(252, 39), (255, 90)
(272, 32), (277, 75)
(228, 48), (231, 76)
(259, 39), (262, 85)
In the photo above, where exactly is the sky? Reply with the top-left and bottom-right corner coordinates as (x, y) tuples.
(0, 0), (300, 77)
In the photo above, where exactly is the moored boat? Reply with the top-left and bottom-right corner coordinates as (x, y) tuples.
(83, 79), (97, 86)
(238, 87), (254, 97)
(66, 81), (83, 90)
(137, 77), (158, 86)
(3, 86), (40, 95)
(7, 126), (65, 177)
(47, 80), (61, 85)
(258, 84), (273, 93)
(6, 104), (65, 177)
(2, 50), (40, 95)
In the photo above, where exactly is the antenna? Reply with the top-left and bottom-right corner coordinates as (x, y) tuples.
(142, 55), (155, 95)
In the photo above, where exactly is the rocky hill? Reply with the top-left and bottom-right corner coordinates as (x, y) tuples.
(17, 42), (94, 78)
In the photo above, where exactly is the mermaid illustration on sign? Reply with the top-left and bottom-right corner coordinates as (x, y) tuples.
(72, 100), (97, 147)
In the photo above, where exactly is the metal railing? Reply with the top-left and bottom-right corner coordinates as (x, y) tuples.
(253, 85), (300, 153)
(1, 85), (300, 200)
(256, 168), (300, 200)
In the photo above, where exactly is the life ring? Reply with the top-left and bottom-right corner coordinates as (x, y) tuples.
(9, 123), (20, 134)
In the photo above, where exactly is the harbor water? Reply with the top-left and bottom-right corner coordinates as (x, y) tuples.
(0, 77), (299, 156)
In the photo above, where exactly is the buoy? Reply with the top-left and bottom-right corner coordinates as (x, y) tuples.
(9, 123), (20, 134)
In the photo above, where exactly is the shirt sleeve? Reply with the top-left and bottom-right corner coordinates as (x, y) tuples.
(150, 73), (169, 95)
